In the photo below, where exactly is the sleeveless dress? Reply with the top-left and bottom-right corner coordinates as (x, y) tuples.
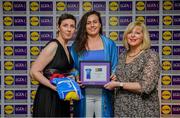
(32, 39), (74, 117)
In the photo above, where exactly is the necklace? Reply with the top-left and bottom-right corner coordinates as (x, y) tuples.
(128, 50), (142, 57)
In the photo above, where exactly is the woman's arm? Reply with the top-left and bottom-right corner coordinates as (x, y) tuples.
(105, 51), (160, 94)
(29, 42), (58, 91)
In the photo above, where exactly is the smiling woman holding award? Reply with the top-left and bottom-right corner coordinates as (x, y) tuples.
(71, 11), (118, 117)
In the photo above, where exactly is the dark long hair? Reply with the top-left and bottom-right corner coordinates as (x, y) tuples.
(73, 11), (103, 55)
(57, 13), (76, 34)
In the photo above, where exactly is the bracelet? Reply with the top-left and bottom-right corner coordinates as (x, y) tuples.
(119, 82), (124, 90)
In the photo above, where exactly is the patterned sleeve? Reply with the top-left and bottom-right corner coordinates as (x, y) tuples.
(139, 50), (160, 95)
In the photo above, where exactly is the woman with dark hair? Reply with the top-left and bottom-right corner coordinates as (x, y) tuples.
(71, 11), (118, 117)
(30, 13), (76, 117)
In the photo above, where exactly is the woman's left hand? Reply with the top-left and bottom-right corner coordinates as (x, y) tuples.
(104, 81), (119, 90)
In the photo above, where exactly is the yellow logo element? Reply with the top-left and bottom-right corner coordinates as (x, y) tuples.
(136, 16), (145, 23)
(31, 79), (39, 85)
(4, 90), (14, 100)
(4, 31), (13, 41)
(30, 31), (40, 41)
(4, 105), (14, 115)
(109, 16), (118, 26)
(109, 1), (119, 11)
(31, 105), (33, 113)
(4, 46), (13, 56)
(161, 90), (171, 100)
(3, 1), (12, 11)
(30, 1), (39, 11)
(65, 91), (79, 101)
(4, 61), (14, 70)
(163, 16), (172, 25)
(3, 16), (13, 26)
(136, 1), (145, 11)
(56, 1), (66, 11)
(4, 75), (14, 85)
(163, 31), (172, 41)
(161, 75), (171, 85)
(161, 105), (171, 114)
(31, 90), (37, 100)
(30, 61), (35, 68)
(163, 1), (173, 10)
(30, 46), (40, 56)
(162, 61), (171, 71)
(30, 16), (39, 26)
(83, 1), (92, 11)
(162, 46), (171, 55)
(109, 31), (118, 41)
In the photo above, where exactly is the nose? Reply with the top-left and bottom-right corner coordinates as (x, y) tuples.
(131, 32), (135, 37)
(91, 23), (94, 27)
(67, 26), (72, 32)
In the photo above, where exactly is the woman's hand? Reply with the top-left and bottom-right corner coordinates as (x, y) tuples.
(110, 74), (117, 81)
(104, 81), (119, 90)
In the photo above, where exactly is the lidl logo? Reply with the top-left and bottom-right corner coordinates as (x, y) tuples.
(163, 16), (172, 25)
(4, 75), (14, 85)
(30, 16), (39, 26)
(109, 16), (118, 26)
(161, 90), (171, 100)
(136, 1), (145, 11)
(3, 1), (13, 11)
(162, 46), (171, 55)
(4, 61), (14, 70)
(163, 1), (173, 10)
(161, 105), (171, 114)
(163, 31), (172, 41)
(4, 90), (14, 100)
(4, 31), (13, 41)
(4, 46), (13, 56)
(109, 31), (118, 41)
(83, 1), (92, 11)
(30, 31), (39, 41)
(4, 105), (14, 115)
(3, 16), (13, 26)
(30, 46), (40, 56)
(162, 61), (171, 71)
(56, 1), (66, 11)
(109, 1), (118, 11)
(161, 75), (171, 85)
(30, 1), (39, 11)
(136, 16), (145, 23)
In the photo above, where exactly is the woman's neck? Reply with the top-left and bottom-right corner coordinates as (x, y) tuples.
(87, 34), (101, 42)
(127, 46), (142, 57)
(57, 36), (68, 46)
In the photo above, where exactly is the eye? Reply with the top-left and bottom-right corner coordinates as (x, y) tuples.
(70, 24), (75, 28)
(62, 24), (68, 27)
(87, 22), (91, 25)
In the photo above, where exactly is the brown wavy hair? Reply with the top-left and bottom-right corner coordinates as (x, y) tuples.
(73, 11), (103, 55)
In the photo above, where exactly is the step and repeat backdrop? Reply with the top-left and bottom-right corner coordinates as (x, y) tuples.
(0, 0), (180, 117)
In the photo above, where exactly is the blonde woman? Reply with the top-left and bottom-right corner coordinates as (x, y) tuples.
(105, 21), (160, 117)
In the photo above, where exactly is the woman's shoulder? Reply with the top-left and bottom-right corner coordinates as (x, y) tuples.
(145, 49), (158, 55)
(101, 35), (115, 44)
(43, 39), (58, 49)
(144, 49), (159, 60)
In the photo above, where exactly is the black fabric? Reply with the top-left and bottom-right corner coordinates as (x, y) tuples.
(32, 39), (74, 117)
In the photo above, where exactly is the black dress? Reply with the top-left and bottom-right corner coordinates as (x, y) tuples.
(32, 39), (74, 117)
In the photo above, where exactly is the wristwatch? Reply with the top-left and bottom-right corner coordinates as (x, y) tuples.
(119, 82), (124, 90)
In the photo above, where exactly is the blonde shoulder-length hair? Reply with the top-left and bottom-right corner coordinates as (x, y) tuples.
(122, 21), (151, 51)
